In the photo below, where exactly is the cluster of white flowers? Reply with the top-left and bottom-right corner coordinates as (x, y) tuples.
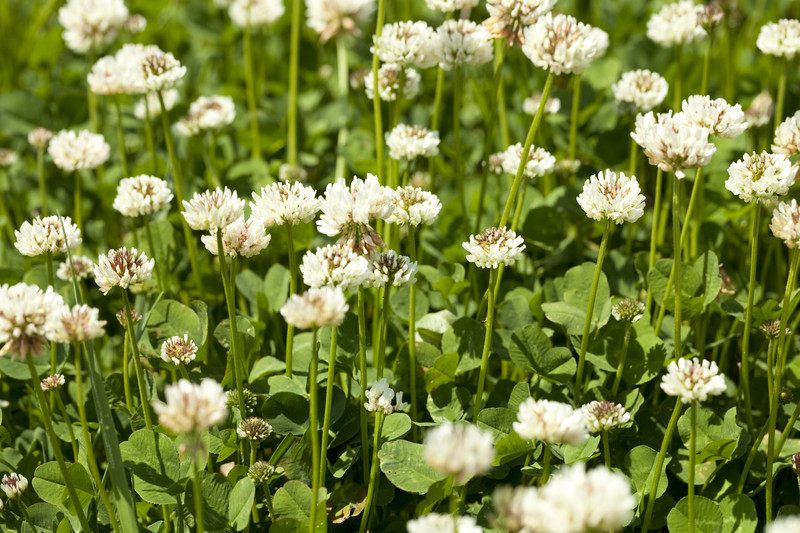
(436, 19), (494, 70)
(464, 227), (526, 268)
(612, 69), (669, 113)
(14, 216), (82, 257)
(113, 175), (173, 217)
(631, 111), (716, 178)
(182, 187), (246, 231)
(0, 150), (17, 167)
(0, 473), (28, 499)
(513, 398), (589, 445)
(301, 244), (370, 290)
(41, 374), (67, 392)
(612, 298), (645, 322)
(423, 422), (495, 484)
(305, 0), (374, 42)
(152, 378), (228, 434)
(767, 516), (800, 533)
(280, 287), (349, 329)
(0, 283), (65, 359)
(48, 130), (110, 172)
(141, 50), (187, 92)
(577, 170), (646, 225)
(94, 247), (155, 294)
(745, 91), (774, 128)
(499, 143), (556, 179)
(757, 19), (800, 59)
(407, 514), (482, 533)
(661, 357), (727, 403)
(771, 200), (800, 248)
(387, 186), (442, 227)
(522, 92), (561, 116)
(483, 0), (556, 47)
(725, 152), (793, 203)
(425, 0), (478, 12)
(772, 111), (800, 156)
(522, 13), (609, 76)
(57, 255), (95, 281)
(88, 56), (133, 95)
(28, 128), (53, 151)
(367, 250), (418, 287)
(365, 64), (421, 101)
(134, 89), (180, 120)
(364, 378), (408, 414)
(373, 21), (440, 68)
(174, 96), (236, 137)
(229, 0), (285, 27)
(161, 335), (199, 365)
(646, 0), (706, 47)
(682, 95), (748, 138)
(58, 0), (129, 53)
(237, 417), (273, 441)
(201, 217), (271, 258)
(251, 181), (320, 227)
(583, 401), (631, 433)
(385, 124), (440, 160)
(48, 304), (107, 344)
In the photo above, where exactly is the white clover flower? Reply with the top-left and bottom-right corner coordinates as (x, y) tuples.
(365, 63), (421, 101)
(125, 14), (147, 33)
(772, 111), (800, 156)
(161, 334), (199, 365)
(0, 150), (17, 167)
(767, 516), (800, 533)
(280, 287), (349, 329)
(111, 43), (164, 94)
(0, 283), (65, 359)
(372, 21), (440, 69)
(583, 401), (631, 433)
(317, 174), (394, 255)
(230, 0), (285, 26)
(682, 95), (748, 138)
(182, 187), (246, 231)
(201, 216), (271, 258)
(385, 124), (440, 160)
(757, 19), (800, 59)
(87, 55), (130, 95)
(141, 50), (186, 92)
(41, 374), (66, 392)
(366, 250), (418, 288)
(364, 378), (408, 414)
(577, 170), (646, 224)
(409, 170), (431, 189)
(0, 474), (28, 499)
(251, 181), (320, 227)
(492, 485), (539, 532)
(152, 378), (228, 434)
(661, 357), (727, 403)
(463, 227), (525, 269)
(47, 304), (107, 344)
(425, 0), (478, 12)
(488, 152), (506, 174)
(28, 128), (53, 151)
(14, 216), (82, 257)
(306, 0), (374, 42)
(113, 175), (173, 217)
(499, 143), (556, 179)
(771, 200), (800, 248)
(133, 89), (180, 120)
(522, 92), (561, 116)
(174, 95), (236, 137)
(745, 91), (774, 128)
(407, 514), (482, 533)
(94, 247), (155, 294)
(483, 0), (556, 47)
(300, 244), (371, 291)
(387, 186), (442, 226)
(612, 298), (645, 322)
(612, 69), (669, 113)
(57, 255), (94, 281)
(522, 13), (609, 75)
(725, 152), (793, 203)
(513, 398), (589, 445)
(646, 0), (706, 47)
(278, 163), (309, 182)
(631, 111), (716, 178)
(423, 422), (495, 484)
(48, 130), (110, 172)
(436, 19), (494, 70)
(237, 417), (273, 441)
(58, 0), (129, 54)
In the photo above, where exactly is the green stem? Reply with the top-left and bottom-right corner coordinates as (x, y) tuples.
(499, 72), (554, 228)
(73, 171), (82, 230)
(46, 252), (57, 380)
(701, 39), (711, 96)
(19, 499), (39, 533)
(309, 328), (321, 533)
(575, 220), (613, 403)
(114, 96), (129, 179)
(672, 174), (683, 360)
(287, 0), (301, 165)
(334, 37), (349, 179)
(53, 390), (79, 460)
(371, 0), (386, 182)
(37, 148), (47, 216)
(568, 74), (581, 161)
(776, 396), (800, 457)
(602, 430), (611, 469)
(200, 133), (220, 188)
(217, 231), (247, 417)
(243, 22), (261, 159)
(673, 45), (683, 110)
(740, 203), (761, 433)
(775, 59), (787, 132)
(122, 330), (134, 414)
(510, 178), (529, 233)
(376, 286), (392, 379)
(193, 455), (205, 533)
(473, 269), (497, 423)
(357, 286), (370, 485)
(407, 227), (419, 438)
(540, 445), (552, 486)
(628, 136), (638, 179)
(640, 399), (683, 533)
(611, 322), (632, 397)
(358, 412), (385, 533)
(144, 216), (164, 292)
(143, 98), (158, 175)
(285, 224), (298, 377)
(736, 419), (769, 493)
(319, 326), (338, 488)
(453, 64), (468, 223)
(688, 401), (696, 533)
(121, 289), (153, 430)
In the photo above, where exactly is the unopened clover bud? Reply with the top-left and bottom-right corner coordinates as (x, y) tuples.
(227, 388), (259, 414)
(248, 461), (275, 483)
(1, 474), (28, 499)
(612, 298), (645, 323)
(116, 308), (142, 328)
(237, 417), (273, 442)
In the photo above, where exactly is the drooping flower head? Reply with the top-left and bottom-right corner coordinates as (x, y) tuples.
(200, 217), (271, 258)
(41, 374), (67, 392)
(48, 304), (107, 344)
(631, 111), (716, 178)
(436, 19), (494, 70)
(182, 187), (246, 231)
(744, 91), (774, 128)
(423, 422), (495, 484)
(14, 216), (82, 257)
(93, 247), (155, 294)
(365, 63), (421, 101)
(499, 143), (556, 179)
(387, 186), (442, 226)
(577, 170), (646, 224)
(646, 0), (706, 47)
(0, 283), (65, 359)
(463, 227), (525, 268)
(58, 0), (129, 54)
(364, 378), (408, 414)
(152, 378), (228, 434)
(660, 357), (726, 403)
(583, 401), (631, 433)
(513, 398), (589, 445)
(725, 152), (793, 203)
(372, 21), (440, 69)
(483, 0), (556, 47)
(300, 244), (371, 291)
(28, 128), (53, 151)
(770, 200), (800, 248)
(280, 287), (349, 329)
(251, 181), (320, 227)
(48, 130), (110, 172)
(113, 175), (173, 217)
(0, 474), (28, 499)
(407, 514), (483, 533)
(772, 111), (800, 156)
(612, 69), (669, 113)
(522, 13), (609, 76)
(682, 95), (748, 138)
(760, 319), (790, 340)
(386, 124), (440, 160)
(174, 96), (236, 137)
(366, 250), (418, 288)
(161, 334), (199, 365)
(757, 19), (800, 59)
(305, 0), (374, 42)
(57, 255), (95, 281)
(229, 0), (286, 27)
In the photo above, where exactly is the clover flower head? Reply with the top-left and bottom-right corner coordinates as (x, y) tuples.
(757, 19), (800, 59)
(280, 287), (349, 329)
(513, 398), (589, 445)
(365, 63), (421, 101)
(48, 304), (107, 344)
(364, 378), (408, 414)
(725, 151), (793, 203)
(366, 250), (418, 288)
(161, 334), (198, 365)
(174, 95), (236, 137)
(483, 0), (556, 47)
(577, 170), (646, 224)
(436, 19), (494, 70)
(682, 94), (748, 138)
(0, 283), (65, 360)
(48, 130), (110, 171)
(647, 0), (706, 47)
(372, 21), (440, 68)
(521, 13), (609, 75)
(152, 378), (228, 434)
(631, 110), (716, 178)
(201, 216), (271, 258)
(386, 124), (440, 160)
(387, 186), (442, 227)
(583, 401), (631, 433)
(463, 227), (525, 268)
(93, 247), (155, 294)
(113, 175), (173, 217)
(660, 357), (727, 403)
(770, 199), (800, 248)
(182, 187), (245, 231)
(499, 143), (556, 179)
(301, 244), (371, 291)
(229, 0), (285, 27)
(14, 216), (82, 257)
(423, 422), (495, 484)
(612, 69), (669, 113)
